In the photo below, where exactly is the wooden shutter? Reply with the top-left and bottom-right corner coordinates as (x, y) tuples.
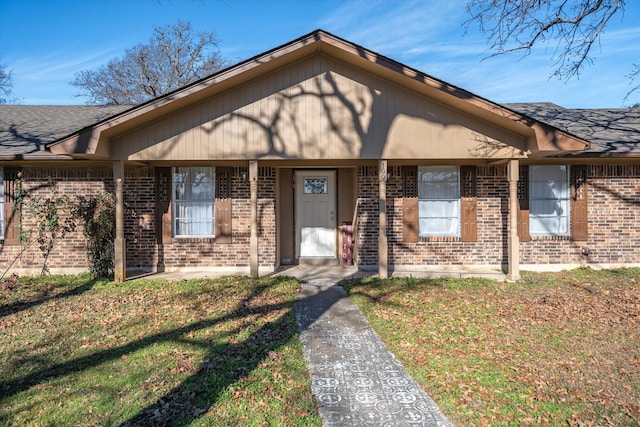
(215, 167), (232, 243)
(460, 166), (477, 242)
(155, 167), (172, 244)
(402, 166), (419, 243)
(3, 168), (21, 245)
(517, 165), (530, 241)
(570, 165), (588, 241)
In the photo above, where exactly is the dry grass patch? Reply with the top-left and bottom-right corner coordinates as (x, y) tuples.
(343, 267), (640, 426)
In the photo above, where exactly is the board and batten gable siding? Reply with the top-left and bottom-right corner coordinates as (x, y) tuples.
(112, 54), (528, 161)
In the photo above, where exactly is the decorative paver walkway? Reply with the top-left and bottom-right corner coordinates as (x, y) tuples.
(295, 283), (453, 427)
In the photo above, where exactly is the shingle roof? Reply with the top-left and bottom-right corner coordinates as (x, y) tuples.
(506, 102), (640, 156)
(0, 105), (131, 159)
(1, 103), (638, 159)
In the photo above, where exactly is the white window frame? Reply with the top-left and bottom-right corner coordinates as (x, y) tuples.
(0, 167), (4, 240)
(529, 165), (570, 236)
(172, 166), (216, 238)
(418, 166), (460, 238)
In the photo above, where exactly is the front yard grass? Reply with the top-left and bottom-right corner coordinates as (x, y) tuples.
(0, 273), (320, 426)
(343, 267), (640, 426)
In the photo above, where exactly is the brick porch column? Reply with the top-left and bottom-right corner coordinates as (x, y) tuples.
(249, 160), (259, 277)
(507, 159), (520, 281)
(114, 160), (126, 283)
(378, 159), (388, 279)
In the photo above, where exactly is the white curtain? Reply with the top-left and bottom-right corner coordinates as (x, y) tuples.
(418, 166), (460, 237)
(173, 167), (215, 237)
(529, 165), (569, 235)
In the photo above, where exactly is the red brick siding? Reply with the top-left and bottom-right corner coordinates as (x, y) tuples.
(356, 164), (640, 268)
(124, 170), (156, 269)
(257, 168), (277, 266)
(132, 167), (276, 269)
(0, 167), (112, 272)
(2, 164), (638, 275)
(355, 166), (379, 266)
(385, 166), (507, 267)
(0, 166), (278, 275)
(520, 165), (640, 265)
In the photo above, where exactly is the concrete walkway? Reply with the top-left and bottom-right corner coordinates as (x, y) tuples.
(135, 264), (498, 425)
(295, 282), (453, 427)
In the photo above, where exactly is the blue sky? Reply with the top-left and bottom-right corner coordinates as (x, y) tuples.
(1, 0), (638, 108)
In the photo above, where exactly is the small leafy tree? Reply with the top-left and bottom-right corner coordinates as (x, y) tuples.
(27, 188), (77, 275)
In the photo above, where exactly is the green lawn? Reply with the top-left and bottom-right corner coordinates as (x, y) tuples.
(3, 268), (639, 426)
(343, 267), (640, 427)
(0, 274), (320, 426)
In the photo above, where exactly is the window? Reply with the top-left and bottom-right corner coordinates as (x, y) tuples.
(418, 166), (460, 237)
(304, 178), (327, 194)
(173, 166), (215, 237)
(529, 165), (570, 235)
(0, 167), (4, 240)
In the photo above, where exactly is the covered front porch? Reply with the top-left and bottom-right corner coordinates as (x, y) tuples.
(109, 158), (522, 283)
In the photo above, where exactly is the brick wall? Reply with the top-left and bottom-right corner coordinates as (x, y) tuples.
(2, 163), (638, 276)
(355, 166), (379, 266)
(385, 166), (507, 267)
(124, 168), (157, 269)
(520, 164), (640, 265)
(356, 164), (640, 269)
(0, 165), (277, 276)
(0, 167), (112, 274)
(127, 166), (276, 270)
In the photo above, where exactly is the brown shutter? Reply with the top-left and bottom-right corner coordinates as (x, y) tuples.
(155, 167), (172, 244)
(517, 165), (530, 241)
(403, 198), (419, 243)
(571, 165), (588, 241)
(460, 166), (477, 242)
(215, 167), (232, 243)
(3, 168), (21, 246)
(402, 166), (419, 243)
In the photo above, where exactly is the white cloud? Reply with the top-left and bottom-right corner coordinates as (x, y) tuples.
(318, 0), (468, 55)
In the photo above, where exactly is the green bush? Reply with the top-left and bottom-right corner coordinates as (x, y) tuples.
(74, 193), (115, 279)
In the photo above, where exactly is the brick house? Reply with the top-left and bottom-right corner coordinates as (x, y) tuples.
(1, 30), (639, 282)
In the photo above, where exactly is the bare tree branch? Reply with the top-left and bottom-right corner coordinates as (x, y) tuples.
(0, 64), (15, 104)
(466, 0), (627, 82)
(71, 20), (229, 105)
(624, 63), (640, 105)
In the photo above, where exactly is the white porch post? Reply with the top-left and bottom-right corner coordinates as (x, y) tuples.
(249, 160), (259, 278)
(113, 161), (126, 283)
(507, 159), (520, 281)
(378, 160), (388, 279)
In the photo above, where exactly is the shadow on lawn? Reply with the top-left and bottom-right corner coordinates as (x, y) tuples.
(340, 276), (451, 307)
(0, 276), (101, 319)
(0, 276), (328, 425)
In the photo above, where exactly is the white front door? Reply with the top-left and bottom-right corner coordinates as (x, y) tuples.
(295, 170), (336, 258)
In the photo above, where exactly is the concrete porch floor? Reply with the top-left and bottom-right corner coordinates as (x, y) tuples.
(275, 265), (506, 283)
(129, 265), (506, 282)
